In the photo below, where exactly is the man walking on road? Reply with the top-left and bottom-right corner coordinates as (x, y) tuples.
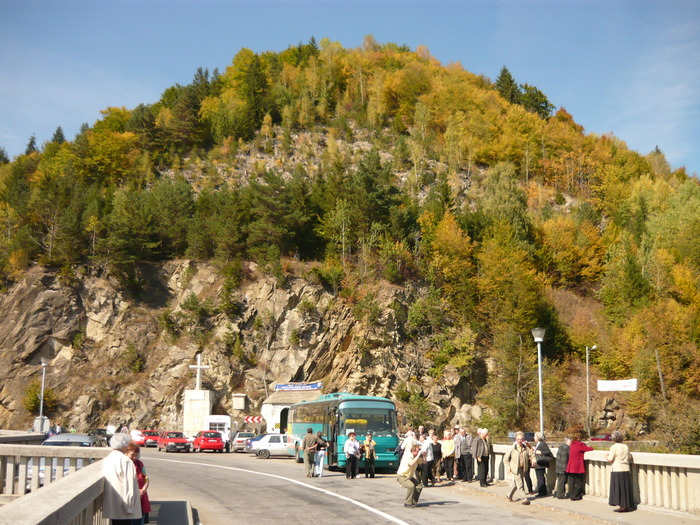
(397, 443), (425, 508)
(301, 428), (318, 477)
(505, 431), (535, 505)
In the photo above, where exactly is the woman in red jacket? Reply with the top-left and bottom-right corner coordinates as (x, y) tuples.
(566, 429), (593, 501)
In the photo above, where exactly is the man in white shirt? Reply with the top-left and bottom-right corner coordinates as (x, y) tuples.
(343, 432), (362, 479)
(221, 428), (231, 452)
(102, 433), (142, 524)
(397, 443), (425, 508)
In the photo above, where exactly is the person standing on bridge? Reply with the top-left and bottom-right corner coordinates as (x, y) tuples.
(472, 428), (492, 487)
(301, 427), (318, 477)
(344, 432), (362, 479)
(553, 436), (571, 498)
(315, 431), (328, 478)
(567, 428), (593, 501)
(397, 443), (426, 508)
(440, 429), (455, 482)
(103, 433), (142, 525)
(127, 442), (151, 525)
(363, 432), (377, 478)
(606, 431), (634, 513)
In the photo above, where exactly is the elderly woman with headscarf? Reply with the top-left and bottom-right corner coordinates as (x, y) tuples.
(607, 431), (635, 513)
(102, 433), (142, 525)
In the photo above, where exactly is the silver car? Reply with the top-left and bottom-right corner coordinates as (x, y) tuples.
(26, 434), (106, 489)
(244, 433), (293, 459)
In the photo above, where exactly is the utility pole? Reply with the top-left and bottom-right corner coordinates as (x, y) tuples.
(586, 345), (597, 438)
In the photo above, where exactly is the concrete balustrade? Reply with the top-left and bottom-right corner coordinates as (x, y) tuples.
(491, 443), (700, 515)
(0, 461), (107, 524)
(2, 441), (700, 520)
(0, 444), (109, 502)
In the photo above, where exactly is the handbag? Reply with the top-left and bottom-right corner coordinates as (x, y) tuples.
(536, 455), (551, 467)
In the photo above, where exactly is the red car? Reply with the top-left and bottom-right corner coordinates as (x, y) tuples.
(591, 433), (612, 441)
(193, 431), (224, 453)
(141, 430), (160, 447)
(157, 431), (192, 453)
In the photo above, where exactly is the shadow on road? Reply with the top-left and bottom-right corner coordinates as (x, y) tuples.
(418, 500), (461, 508)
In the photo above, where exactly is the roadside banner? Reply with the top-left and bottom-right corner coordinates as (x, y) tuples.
(597, 379), (638, 391)
(275, 382), (323, 391)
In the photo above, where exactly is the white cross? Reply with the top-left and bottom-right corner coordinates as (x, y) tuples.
(189, 353), (210, 391)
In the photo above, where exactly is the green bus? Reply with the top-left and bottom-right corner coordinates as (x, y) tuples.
(287, 393), (400, 472)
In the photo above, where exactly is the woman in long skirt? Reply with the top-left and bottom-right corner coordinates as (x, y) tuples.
(607, 431), (634, 513)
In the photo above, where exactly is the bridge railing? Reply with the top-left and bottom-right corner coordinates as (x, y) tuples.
(491, 443), (700, 515)
(0, 444), (109, 503)
(0, 461), (106, 524)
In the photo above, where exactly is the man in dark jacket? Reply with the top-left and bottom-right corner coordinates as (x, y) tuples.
(456, 428), (473, 482)
(472, 428), (492, 487)
(554, 436), (571, 498)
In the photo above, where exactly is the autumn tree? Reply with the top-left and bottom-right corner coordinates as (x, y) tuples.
(427, 211), (475, 321)
(495, 66), (520, 105)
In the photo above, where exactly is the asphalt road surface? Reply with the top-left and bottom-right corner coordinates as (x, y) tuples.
(141, 448), (583, 525)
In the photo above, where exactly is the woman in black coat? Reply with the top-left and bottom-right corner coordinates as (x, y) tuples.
(554, 436), (571, 498)
(533, 432), (553, 497)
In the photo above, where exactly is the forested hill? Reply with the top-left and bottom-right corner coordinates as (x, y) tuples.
(0, 38), (698, 449)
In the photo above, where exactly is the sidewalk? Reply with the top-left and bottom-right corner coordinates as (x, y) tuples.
(450, 479), (699, 524)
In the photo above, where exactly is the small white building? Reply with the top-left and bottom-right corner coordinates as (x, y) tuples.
(261, 383), (323, 433)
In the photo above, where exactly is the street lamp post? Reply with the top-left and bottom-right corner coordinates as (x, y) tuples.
(38, 357), (48, 433)
(531, 328), (546, 437)
(586, 345), (597, 438)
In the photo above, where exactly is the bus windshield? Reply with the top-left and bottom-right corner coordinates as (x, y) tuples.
(339, 407), (398, 437)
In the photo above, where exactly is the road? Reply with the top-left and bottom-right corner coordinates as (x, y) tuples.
(140, 448), (595, 525)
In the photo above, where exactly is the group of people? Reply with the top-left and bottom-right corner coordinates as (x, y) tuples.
(300, 427), (379, 479)
(342, 431), (378, 478)
(505, 429), (635, 513)
(396, 425), (493, 508)
(102, 433), (152, 525)
(300, 423), (635, 515)
(301, 427), (329, 478)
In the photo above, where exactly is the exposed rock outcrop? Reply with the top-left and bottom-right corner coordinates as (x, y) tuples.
(0, 262), (477, 431)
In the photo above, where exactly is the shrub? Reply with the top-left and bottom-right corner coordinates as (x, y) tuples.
(23, 378), (60, 416)
(122, 343), (145, 373)
(298, 297), (317, 316)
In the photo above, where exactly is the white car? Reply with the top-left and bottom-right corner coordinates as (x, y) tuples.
(244, 433), (293, 459)
(231, 431), (256, 452)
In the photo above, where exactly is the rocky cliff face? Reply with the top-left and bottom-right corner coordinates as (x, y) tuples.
(0, 262), (478, 432)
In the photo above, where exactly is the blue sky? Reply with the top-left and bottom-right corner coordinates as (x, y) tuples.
(1, 0), (699, 176)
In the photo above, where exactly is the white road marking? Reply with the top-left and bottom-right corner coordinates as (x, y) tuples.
(149, 457), (411, 525)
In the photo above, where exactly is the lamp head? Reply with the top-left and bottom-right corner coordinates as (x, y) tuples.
(40, 357), (49, 367)
(591, 345), (598, 351)
(531, 327), (546, 343)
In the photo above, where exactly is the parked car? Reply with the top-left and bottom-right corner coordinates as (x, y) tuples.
(141, 430), (160, 447)
(42, 433), (107, 448)
(86, 428), (112, 443)
(157, 431), (192, 453)
(591, 433), (612, 441)
(231, 431), (256, 452)
(193, 431), (224, 453)
(130, 429), (145, 446)
(28, 433), (106, 489)
(244, 433), (293, 459)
